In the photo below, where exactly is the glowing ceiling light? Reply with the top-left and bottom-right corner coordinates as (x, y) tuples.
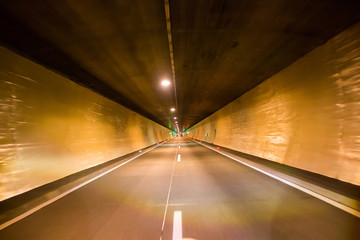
(174, 117), (177, 119)
(170, 107), (176, 112)
(161, 79), (171, 87)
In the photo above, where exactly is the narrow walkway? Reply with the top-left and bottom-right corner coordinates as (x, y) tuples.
(0, 137), (359, 239)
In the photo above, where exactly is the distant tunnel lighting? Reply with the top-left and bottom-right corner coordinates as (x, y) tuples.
(161, 79), (171, 86)
(174, 117), (177, 119)
(170, 107), (176, 112)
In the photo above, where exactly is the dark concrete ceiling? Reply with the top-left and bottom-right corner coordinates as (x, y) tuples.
(1, 0), (360, 131)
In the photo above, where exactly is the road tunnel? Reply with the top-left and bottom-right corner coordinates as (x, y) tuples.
(0, 0), (360, 239)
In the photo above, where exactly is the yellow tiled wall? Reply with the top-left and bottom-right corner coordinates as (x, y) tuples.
(190, 22), (360, 185)
(0, 47), (170, 201)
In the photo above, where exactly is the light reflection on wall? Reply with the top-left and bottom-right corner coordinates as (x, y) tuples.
(189, 22), (360, 185)
(0, 46), (170, 201)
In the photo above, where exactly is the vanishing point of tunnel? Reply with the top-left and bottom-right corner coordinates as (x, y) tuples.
(0, 1), (360, 239)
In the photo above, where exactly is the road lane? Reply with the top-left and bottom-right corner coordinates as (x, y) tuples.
(0, 137), (359, 239)
(161, 138), (360, 240)
(0, 140), (179, 240)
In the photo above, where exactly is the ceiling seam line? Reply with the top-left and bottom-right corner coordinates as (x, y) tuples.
(164, 0), (179, 129)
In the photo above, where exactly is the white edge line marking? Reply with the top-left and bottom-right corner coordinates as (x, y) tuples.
(177, 154), (181, 162)
(173, 211), (183, 240)
(0, 141), (167, 230)
(160, 141), (178, 240)
(193, 140), (360, 218)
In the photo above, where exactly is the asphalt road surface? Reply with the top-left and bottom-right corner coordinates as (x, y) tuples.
(0, 137), (359, 239)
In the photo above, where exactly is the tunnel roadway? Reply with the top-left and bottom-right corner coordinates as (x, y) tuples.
(0, 137), (359, 240)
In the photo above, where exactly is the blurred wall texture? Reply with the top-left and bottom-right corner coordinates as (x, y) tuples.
(189, 22), (360, 185)
(0, 46), (170, 201)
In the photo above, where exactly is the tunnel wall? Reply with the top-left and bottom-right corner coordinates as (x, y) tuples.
(189, 22), (360, 185)
(0, 46), (170, 201)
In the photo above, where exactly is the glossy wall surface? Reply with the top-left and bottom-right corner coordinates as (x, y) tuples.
(0, 47), (170, 201)
(189, 22), (360, 185)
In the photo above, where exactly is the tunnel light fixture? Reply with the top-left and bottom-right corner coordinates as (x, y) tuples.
(161, 79), (171, 87)
(170, 107), (176, 112)
(174, 117), (177, 119)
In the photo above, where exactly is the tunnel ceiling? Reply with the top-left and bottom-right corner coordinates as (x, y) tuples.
(1, 0), (360, 130)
